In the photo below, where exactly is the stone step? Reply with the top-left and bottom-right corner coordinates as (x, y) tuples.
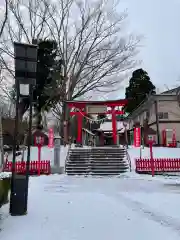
(66, 161), (127, 165)
(66, 170), (127, 175)
(66, 160), (127, 165)
(68, 157), (125, 161)
(66, 166), (89, 169)
(68, 158), (125, 161)
(66, 170), (127, 174)
(69, 155), (126, 158)
(69, 149), (126, 152)
(67, 160), (126, 163)
(69, 154), (126, 159)
(90, 172), (126, 175)
(90, 169), (128, 172)
(67, 158), (127, 161)
(66, 169), (88, 172)
(91, 163), (128, 166)
(69, 155), (126, 157)
(90, 150), (126, 152)
(66, 172), (88, 176)
(69, 151), (126, 154)
(66, 172), (122, 176)
(66, 162), (128, 166)
(66, 163), (128, 169)
(66, 166), (128, 171)
(91, 164), (128, 168)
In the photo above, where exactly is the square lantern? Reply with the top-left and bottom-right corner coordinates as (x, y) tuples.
(14, 42), (38, 96)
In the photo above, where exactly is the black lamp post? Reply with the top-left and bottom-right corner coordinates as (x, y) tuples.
(9, 42), (38, 216)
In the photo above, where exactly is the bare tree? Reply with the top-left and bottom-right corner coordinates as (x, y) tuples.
(0, 0), (141, 125)
(47, 0), (141, 122)
(0, 0), (8, 38)
(60, 1), (140, 99)
(0, 0), (57, 82)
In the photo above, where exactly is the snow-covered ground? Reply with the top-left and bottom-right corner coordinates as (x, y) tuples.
(1, 146), (180, 239)
(1, 174), (180, 240)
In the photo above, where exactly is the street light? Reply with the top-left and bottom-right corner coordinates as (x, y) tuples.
(9, 42), (38, 216)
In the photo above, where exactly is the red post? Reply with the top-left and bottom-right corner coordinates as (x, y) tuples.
(149, 141), (154, 177)
(134, 127), (141, 147)
(111, 106), (117, 145)
(48, 128), (54, 148)
(34, 135), (44, 175)
(77, 112), (83, 144)
(38, 145), (41, 176)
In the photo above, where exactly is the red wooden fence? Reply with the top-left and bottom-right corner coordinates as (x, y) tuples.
(4, 160), (51, 175)
(135, 158), (180, 173)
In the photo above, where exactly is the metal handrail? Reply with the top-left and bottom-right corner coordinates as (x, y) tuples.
(64, 144), (72, 172)
(126, 148), (132, 171)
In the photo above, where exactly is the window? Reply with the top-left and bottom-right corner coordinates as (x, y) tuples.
(158, 112), (168, 119)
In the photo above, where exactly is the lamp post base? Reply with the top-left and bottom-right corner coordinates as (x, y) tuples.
(9, 174), (28, 216)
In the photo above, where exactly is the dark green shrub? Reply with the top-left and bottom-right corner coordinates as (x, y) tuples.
(0, 176), (11, 208)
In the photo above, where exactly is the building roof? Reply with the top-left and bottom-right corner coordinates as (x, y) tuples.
(126, 93), (178, 120)
(161, 87), (179, 95)
(66, 99), (128, 106)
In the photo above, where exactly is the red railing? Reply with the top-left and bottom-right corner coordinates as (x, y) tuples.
(4, 160), (51, 175)
(135, 158), (180, 173)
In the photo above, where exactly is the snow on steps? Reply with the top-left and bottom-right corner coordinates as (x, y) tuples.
(65, 147), (129, 176)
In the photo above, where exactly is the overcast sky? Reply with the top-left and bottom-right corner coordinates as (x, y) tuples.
(119, 0), (180, 93)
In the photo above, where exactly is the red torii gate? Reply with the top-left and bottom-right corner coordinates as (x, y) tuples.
(66, 99), (128, 145)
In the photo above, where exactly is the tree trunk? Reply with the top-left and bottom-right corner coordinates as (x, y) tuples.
(33, 106), (42, 129)
(60, 102), (70, 145)
(37, 113), (42, 129)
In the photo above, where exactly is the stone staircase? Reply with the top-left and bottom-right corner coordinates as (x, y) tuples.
(65, 147), (129, 176)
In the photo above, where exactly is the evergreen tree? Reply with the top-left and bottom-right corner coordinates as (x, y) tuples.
(124, 68), (156, 113)
(33, 39), (63, 127)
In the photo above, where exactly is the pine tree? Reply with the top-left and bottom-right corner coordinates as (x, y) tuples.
(124, 68), (156, 113)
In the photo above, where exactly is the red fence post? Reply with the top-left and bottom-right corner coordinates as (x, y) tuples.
(149, 142), (154, 177)
(38, 146), (41, 176)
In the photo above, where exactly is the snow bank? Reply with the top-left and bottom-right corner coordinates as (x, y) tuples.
(0, 172), (11, 179)
(71, 144), (91, 149)
(128, 146), (180, 170)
